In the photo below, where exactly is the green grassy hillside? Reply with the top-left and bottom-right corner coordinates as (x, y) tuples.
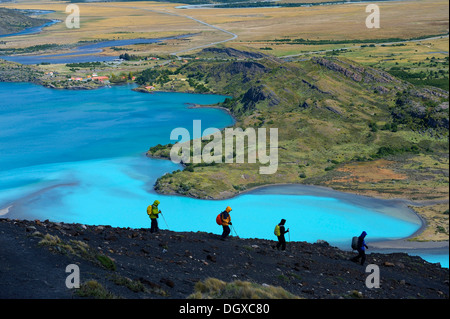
(142, 53), (448, 200)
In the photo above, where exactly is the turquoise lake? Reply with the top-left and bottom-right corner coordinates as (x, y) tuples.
(0, 82), (447, 267)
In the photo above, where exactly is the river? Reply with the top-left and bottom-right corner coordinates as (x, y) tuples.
(0, 34), (196, 65)
(0, 9), (59, 39)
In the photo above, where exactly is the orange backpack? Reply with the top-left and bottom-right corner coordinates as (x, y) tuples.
(216, 213), (223, 226)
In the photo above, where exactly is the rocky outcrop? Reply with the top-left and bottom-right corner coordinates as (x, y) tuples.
(301, 79), (331, 94)
(225, 61), (269, 77)
(201, 47), (267, 59)
(312, 57), (400, 84)
(0, 218), (448, 299)
(241, 84), (280, 111)
(313, 57), (364, 82)
(184, 60), (270, 86)
(393, 89), (449, 130)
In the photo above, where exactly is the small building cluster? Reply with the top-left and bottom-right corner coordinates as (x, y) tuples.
(70, 72), (111, 84)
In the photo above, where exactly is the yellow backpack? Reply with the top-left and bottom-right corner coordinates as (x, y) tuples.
(274, 224), (281, 237)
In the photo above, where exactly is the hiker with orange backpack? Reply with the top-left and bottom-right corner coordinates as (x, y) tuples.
(217, 206), (233, 241)
(274, 219), (289, 251)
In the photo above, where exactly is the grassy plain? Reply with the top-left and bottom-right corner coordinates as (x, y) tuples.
(410, 203), (449, 241)
(0, 0), (448, 56)
(0, 1), (219, 51)
(178, 0), (448, 41)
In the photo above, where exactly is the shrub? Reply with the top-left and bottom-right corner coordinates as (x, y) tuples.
(111, 275), (145, 292)
(188, 278), (301, 299)
(38, 234), (61, 247)
(76, 280), (117, 299)
(96, 254), (116, 271)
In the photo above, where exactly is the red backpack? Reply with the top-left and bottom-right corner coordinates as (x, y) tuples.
(216, 213), (223, 226)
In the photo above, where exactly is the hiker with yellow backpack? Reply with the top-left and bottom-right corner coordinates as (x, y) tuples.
(274, 219), (289, 251)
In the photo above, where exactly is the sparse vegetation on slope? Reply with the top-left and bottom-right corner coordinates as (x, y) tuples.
(188, 277), (301, 299)
(0, 218), (448, 299)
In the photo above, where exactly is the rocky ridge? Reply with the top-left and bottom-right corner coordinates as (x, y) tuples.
(0, 218), (448, 299)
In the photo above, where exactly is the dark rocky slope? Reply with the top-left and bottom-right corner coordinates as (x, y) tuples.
(0, 218), (448, 299)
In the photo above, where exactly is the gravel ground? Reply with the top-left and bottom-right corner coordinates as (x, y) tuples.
(0, 218), (448, 301)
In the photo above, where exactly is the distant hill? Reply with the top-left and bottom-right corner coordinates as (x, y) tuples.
(0, 7), (50, 36)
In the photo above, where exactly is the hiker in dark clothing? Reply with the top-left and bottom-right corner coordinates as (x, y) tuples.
(220, 206), (232, 240)
(275, 219), (289, 251)
(351, 231), (368, 265)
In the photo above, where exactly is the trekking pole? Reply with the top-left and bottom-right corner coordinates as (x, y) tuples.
(231, 225), (239, 238)
(288, 231), (291, 251)
(160, 212), (169, 229)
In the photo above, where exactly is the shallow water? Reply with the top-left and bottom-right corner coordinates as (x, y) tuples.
(0, 82), (446, 267)
(0, 19), (59, 39)
(411, 252), (449, 268)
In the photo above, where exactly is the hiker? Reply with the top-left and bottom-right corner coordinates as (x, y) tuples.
(147, 200), (161, 233)
(220, 206), (232, 240)
(351, 231), (368, 265)
(274, 219), (289, 251)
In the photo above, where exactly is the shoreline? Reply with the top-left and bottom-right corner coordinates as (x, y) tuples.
(185, 102), (237, 123)
(148, 165), (449, 254)
(133, 88), (236, 119)
(235, 183), (450, 254)
(0, 205), (12, 216)
(1, 169), (447, 260)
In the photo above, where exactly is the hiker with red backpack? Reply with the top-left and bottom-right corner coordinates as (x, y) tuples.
(273, 219), (289, 251)
(216, 206), (233, 240)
